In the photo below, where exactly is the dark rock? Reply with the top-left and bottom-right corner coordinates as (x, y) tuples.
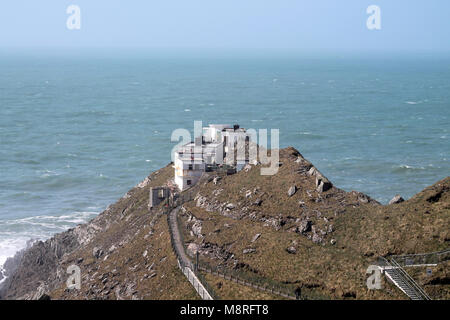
(38, 293), (51, 300)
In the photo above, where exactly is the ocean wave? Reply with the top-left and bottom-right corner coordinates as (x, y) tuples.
(0, 211), (98, 269)
(392, 164), (426, 173)
(296, 132), (325, 139)
(405, 101), (423, 105)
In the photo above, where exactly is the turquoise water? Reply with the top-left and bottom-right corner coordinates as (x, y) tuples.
(0, 51), (449, 268)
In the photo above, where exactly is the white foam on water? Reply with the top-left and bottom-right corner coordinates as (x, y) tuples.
(0, 211), (98, 272)
(405, 101), (423, 105)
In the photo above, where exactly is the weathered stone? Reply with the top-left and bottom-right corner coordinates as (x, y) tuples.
(297, 220), (312, 234)
(225, 203), (235, 210)
(32, 283), (50, 300)
(93, 247), (103, 259)
(243, 248), (256, 254)
(253, 199), (262, 206)
(187, 243), (199, 256)
(191, 221), (203, 238)
(288, 186), (297, 197)
(286, 246), (297, 254)
(358, 194), (369, 204)
(251, 233), (261, 243)
(312, 233), (323, 244)
(316, 177), (332, 193)
(308, 167), (318, 176)
(389, 195), (405, 205)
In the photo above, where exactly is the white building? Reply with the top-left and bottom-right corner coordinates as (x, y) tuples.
(173, 124), (249, 191)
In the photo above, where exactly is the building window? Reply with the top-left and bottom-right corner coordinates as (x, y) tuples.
(188, 164), (193, 170)
(158, 189), (165, 199)
(187, 180), (192, 185)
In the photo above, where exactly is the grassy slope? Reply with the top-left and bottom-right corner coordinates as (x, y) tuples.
(51, 164), (199, 300)
(201, 272), (284, 300)
(180, 147), (449, 299)
(47, 147), (449, 300)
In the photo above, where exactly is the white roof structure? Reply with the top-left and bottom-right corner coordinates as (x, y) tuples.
(173, 124), (248, 191)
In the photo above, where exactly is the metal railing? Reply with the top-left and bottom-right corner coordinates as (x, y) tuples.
(390, 258), (431, 300)
(391, 249), (450, 267)
(166, 197), (219, 299)
(165, 187), (330, 300)
(197, 260), (299, 300)
(378, 257), (431, 300)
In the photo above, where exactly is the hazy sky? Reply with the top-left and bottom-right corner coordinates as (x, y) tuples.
(0, 0), (449, 53)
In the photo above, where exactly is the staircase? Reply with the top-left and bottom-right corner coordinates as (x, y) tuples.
(379, 257), (431, 300)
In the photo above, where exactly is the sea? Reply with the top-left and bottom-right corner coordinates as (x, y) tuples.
(0, 50), (449, 281)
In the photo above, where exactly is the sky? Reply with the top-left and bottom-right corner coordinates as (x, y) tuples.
(0, 0), (449, 54)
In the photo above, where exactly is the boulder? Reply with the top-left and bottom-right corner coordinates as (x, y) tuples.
(225, 203), (235, 210)
(191, 221), (203, 237)
(316, 177), (332, 193)
(308, 167), (318, 176)
(286, 246), (297, 254)
(32, 283), (50, 300)
(389, 195), (405, 205)
(312, 233), (323, 244)
(243, 248), (256, 254)
(288, 186), (297, 197)
(253, 199), (262, 206)
(297, 220), (312, 234)
(93, 247), (104, 259)
(251, 233), (261, 243)
(187, 243), (200, 256)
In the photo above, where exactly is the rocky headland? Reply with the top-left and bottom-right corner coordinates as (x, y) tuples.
(0, 147), (448, 300)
